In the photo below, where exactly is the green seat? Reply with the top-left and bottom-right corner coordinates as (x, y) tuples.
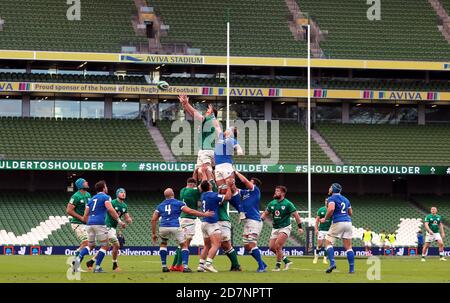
(0, 118), (163, 161)
(316, 123), (450, 165)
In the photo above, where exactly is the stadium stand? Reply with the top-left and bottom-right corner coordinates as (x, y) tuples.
(0, 191), (68, 246)
(0, 191), (158, 246)
(1, 72), (449, 92)
(412, 195), (450, 225)
(0, 0), (147, 52)
(403, 194), (450, 246)
(161, 76), (450, 91)
(0, 191), (430, 247)
(316, 124), (450, 165)
(0, 191), (304, 247)
(0, 118), (163, 161)
(297, 0), (450, 61)
(347, 195), (425, 246)
(0, 73), (148, 85)
(0, 0), (448, 62)
(150, 0), (306, 57)
(316, 78), (450, 92)
(157, 120), (332, 164)
(161, 76), (307, 89)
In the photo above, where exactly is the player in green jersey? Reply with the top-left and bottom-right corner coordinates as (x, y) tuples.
(86, 188), (132, 272)
(261, 185), (304, 271)
(170, 177), (201, 272)
(314, 198), (331, 264)
(216, 182), (242, 271)
(178, 94), (220, 176)
(421, 207), (446, 262)
(66, 178), (91, 265)
(197, 181), (243, 272)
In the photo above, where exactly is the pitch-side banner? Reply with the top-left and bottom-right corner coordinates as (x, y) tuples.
(0, 160), (450, 175)
(2, 81), (450, 100)
(2, 245), (449, 256)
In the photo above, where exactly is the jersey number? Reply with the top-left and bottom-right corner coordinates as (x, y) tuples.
(202, 200), (206, 212)
(165, 204), (171, 215)
(91, 199), (98, 212)
(340, 202), (346, 214)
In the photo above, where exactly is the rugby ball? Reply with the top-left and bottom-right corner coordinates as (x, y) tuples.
(156, 80), (170, 91)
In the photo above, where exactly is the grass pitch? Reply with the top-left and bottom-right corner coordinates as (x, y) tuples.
(0, 255), (448, 283)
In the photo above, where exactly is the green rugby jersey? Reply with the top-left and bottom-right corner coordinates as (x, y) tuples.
(199, 114), (216, 150)
(317, 206), (332, 231)
(105, 199), (128, 228)
(425, 214), (443, 233)
(180, 187), (201, 219)
(266, 198), (296, 229)
(68, 190), (91, 224)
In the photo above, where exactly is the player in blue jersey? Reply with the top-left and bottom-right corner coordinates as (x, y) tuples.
(151, 188), (214, 273)
(85, 187), (132, 272)
(73, 180), (125, 273)
(196, 166), (239, 272)
(321, 183), (355, 274)
(214, 126), (245, 222)
(197, 172), (233, 273)
(235, 171), (267, 272)
(219, 181), (242, 271)
(214, 127), (243, 188)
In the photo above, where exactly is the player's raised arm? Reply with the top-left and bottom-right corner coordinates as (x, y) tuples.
(178, 94), (204, 121)
(151, 210), (160, 244)
(201, 165), (208, 180)
(199, 165), (214, 186)
(232, 130), (244, 156)
(223, 178), (234, 201)
(66, 202), (85, 223)
(315, 215), (320, 235)
(291, 209), (304, 235)
(182, 206), (214, 218)
(322, 201), (335, 223)
(105, 200), (125, 228)
(198, 167), (208, 192)
(260, 209), (270, 222)
(82, 205), (90, 224)
(124, 212), (133, 224)
(213, 118), (222, 136)
(205, 166), (214, 182)
(193, 167), (199, 182)
(234, 143), (244, 156)
(235, 171), (253, 190)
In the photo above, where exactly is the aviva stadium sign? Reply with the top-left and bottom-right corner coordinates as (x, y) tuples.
(0, 160), (449, 175)
(1, 50), (449, 71)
